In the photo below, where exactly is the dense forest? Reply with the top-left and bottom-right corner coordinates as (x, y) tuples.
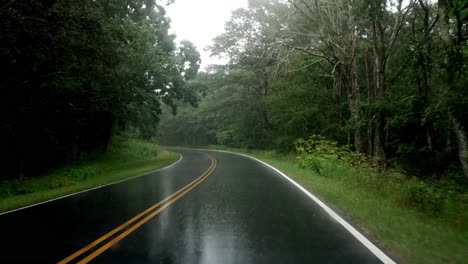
(158, 0), (468, 182)
(2, 0), (467, 185)
(1, 0), (200, 180)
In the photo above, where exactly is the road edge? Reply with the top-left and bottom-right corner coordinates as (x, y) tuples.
(0, 154), (183, 216)
(191, 148), (396, 264)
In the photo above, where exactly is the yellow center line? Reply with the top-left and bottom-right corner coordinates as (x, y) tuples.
(58, 154), (216, 264)
(78, 158), (216, 264)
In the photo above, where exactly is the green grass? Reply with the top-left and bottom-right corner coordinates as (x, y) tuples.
(0, 136), (179, 213)
(209, 146), (468, 264)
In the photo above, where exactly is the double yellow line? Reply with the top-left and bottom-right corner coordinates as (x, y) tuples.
(59, 154), (217, 264)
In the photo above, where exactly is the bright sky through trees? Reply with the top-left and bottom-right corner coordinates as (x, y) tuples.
(165, 0), (248, 70)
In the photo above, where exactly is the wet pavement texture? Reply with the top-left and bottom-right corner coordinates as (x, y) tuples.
(0, 149), (383, 263)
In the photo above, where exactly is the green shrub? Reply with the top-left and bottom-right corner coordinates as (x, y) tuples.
(216, 130), (241, 147)
(295, 135), (375, 170)
(294, 135), (467, 224)
(105, 135), (161, 160)
(272, 135), (296, 154)
(404, 180), (445, 215)
(297, 153), (322, 174)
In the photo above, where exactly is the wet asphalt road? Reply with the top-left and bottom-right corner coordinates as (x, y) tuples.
(0, 149), (384, 263)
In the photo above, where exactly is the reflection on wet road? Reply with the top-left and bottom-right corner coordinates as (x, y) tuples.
(0, 149), (389, 263)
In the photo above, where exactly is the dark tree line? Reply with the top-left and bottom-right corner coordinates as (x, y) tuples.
(1, 0), (200, 180)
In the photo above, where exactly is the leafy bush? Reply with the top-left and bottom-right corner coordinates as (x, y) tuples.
(272, 135), (296, 154)
(106, 135), (160, 160)
(293, 135), (468, 221)
(404, 180), (446, 215)
(216, 130), (242, 147)
(297, 153), (322, 174)
(295, 135), (375, 170)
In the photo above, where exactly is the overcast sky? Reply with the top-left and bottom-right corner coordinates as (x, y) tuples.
(165, 0), (248, 70)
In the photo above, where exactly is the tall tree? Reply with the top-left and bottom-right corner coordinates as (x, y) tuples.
(288, 0), (363, 152)
(410, 0), (439, 151)
(210, 0), (290, 148)
(364, 0), (413, 169)
(438, 0), (468, 179)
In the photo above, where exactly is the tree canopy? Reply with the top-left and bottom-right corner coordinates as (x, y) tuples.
(1, 0), (200, 179)
(158, 0), (468, 182)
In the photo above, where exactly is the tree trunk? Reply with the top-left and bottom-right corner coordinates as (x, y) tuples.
(344, 70), (363, 152)
(353, 120), (362, 152)
(450, 115), (468, 179)
(438, 0), (468, 179)
(414, 0), (435, 151)
(19, 157), (25, 181)
(426, 127), (433, 150)
(367, 120), (374, 156)
(261, 72), (271, 138)
(349, 60), (363, 153)
(365, 48), (374, 156)
(374, 112), (387, 169)
(373, 44), (388, 169)
(337, 57), (362, 153)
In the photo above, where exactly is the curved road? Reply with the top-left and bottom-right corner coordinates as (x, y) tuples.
(0, 149), (391, 263)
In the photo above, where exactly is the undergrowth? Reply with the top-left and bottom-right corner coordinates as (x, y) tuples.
(0, 136), (179, 212)
(295, 135), (468, 227)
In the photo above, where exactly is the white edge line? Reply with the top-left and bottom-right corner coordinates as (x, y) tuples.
(185, 148), (396, 264)
(0, 154), (183, 216)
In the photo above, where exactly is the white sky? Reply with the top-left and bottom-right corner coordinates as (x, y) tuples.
(165, 0), (248, 70)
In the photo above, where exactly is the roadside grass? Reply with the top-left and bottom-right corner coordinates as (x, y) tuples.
(208, 146), (468, 264)
(0, 136), (179, 213)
